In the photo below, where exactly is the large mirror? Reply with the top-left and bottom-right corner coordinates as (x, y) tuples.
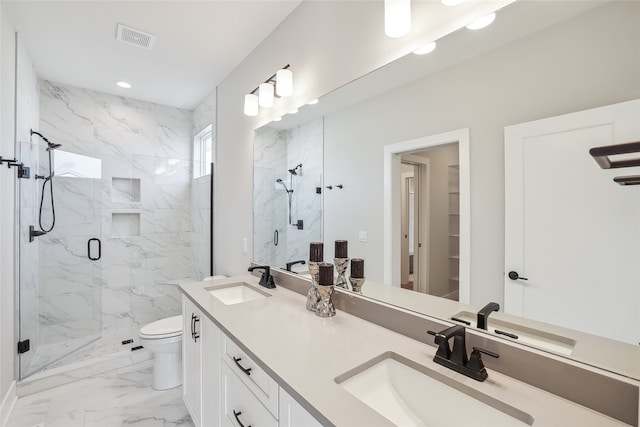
(253, 0), (640, 379)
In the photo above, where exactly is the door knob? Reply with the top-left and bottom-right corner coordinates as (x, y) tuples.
(508, 271), (528, 281)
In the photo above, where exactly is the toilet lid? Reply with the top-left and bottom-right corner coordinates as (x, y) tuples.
(140, 315), (182, 338)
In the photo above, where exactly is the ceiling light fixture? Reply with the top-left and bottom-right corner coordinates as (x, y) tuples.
(413, 41), (437, 55)
(243, 64), (293, 116)
(385, 0), (411, 38)
(115, 81), (132, 89)
(466, 13), (496, 30)
(307, 99), (319, 105)
(288, 108), (299, 115)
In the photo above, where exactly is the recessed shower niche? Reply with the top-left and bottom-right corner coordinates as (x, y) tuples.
(112, 177), (141, 203)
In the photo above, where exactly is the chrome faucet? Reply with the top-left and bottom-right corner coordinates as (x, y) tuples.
(285, 259), (306, 272)
(248, 265), (276, 289)
(428, 325), (499, 382)
(477, 302), (500, 330)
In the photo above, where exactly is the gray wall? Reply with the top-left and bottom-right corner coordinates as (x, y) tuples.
(322, 1), (640, 306)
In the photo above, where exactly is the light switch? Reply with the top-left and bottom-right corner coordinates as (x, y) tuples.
(359, 231), (368, 242)
(242, 238), (248, 254)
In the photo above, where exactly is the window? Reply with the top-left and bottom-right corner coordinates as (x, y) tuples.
(193, 124), (213, 179)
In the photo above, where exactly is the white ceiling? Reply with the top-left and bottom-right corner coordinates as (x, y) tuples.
(2, 0), (302, 109)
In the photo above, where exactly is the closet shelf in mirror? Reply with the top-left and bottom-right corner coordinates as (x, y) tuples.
(449, 276), (459, 282)
(449, 234), (460, 238)
(449, 255), (460, 260)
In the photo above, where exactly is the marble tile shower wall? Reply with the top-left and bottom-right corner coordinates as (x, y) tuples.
(253, 119), (323, 268)
(286, 118), (323, 262)
(37, 80), (199, 368)
(254, 126), (288, 268)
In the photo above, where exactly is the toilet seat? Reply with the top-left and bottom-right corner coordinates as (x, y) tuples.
(139, 315), (182, 340)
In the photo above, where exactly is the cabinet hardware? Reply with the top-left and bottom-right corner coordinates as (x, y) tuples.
(233, 410), (251, 427)
(232, 356), (252, 376)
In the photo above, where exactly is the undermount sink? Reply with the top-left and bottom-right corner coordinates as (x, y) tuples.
(335, 352), (533, 427)
(451, 311), (576, 355)
(207, 282), (271, 305)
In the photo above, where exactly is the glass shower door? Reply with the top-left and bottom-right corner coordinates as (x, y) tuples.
(18, 141), (103, 378)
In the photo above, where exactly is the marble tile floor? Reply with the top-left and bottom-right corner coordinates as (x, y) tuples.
(7, 361), (194, 427)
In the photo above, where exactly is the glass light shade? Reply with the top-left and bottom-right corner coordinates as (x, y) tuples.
(466, 13), (496, 30)
(244, 93), (258, 116)
(384, 0), (411, 38)
(276, 69), (293, 97)
(258, 83), (274, 108)
(413, 41), (437, 55)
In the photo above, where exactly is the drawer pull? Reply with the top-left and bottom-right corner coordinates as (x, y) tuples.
(191, 313), (200, 342)
(233, 410), (251, 427)
(233, 356), (252, 375)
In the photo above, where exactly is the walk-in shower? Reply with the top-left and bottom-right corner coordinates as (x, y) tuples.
(16, 82), (214, 382)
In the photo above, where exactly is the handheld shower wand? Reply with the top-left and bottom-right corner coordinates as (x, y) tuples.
(276, 178), (294, 225)
(31, 129), (62, 233)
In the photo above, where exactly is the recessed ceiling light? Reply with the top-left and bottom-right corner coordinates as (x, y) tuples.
(115, 81), (132, 89)
(413, 41), (437, 55)
(466, 13), (496, 30)
(307, 99), (319, 105)
(441, 0), (465, 6)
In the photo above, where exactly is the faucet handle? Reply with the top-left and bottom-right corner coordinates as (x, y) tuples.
(467, 347), (499, 374)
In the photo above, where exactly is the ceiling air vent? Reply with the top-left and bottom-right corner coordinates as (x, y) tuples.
(116, 24), (156, 50)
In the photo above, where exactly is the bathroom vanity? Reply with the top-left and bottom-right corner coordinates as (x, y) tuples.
(180, 275), (639, 426)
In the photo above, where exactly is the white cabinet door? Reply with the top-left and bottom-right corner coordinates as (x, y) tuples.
(201, 315), (220, 427)
(183, 296), (203, 426)
(279, 388), (323, 427)
(220, 361), (278, 427)
(504, 99), (640, 344)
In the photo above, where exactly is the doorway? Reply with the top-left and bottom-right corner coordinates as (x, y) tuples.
(384, 128), (470, 303)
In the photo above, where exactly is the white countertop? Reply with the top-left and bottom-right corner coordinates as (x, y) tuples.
(180, 275), (629, 426)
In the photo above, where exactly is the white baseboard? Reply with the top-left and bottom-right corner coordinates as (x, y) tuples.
(0, 380), (17, 427)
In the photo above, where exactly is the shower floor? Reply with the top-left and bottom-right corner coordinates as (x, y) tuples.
(7, 360), (193, 427)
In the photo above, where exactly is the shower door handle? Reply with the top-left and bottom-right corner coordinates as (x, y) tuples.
(87, 238), (101, 261)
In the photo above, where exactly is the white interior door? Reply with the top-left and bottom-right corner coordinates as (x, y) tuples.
(505, 99), (640, 345)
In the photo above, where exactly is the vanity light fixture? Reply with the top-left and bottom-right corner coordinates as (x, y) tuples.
(115, 80), (132, 89)
(466, 13), (496, 30)
(243, 64), (292, 116)
(385, 0), (411, 38)
(244, 94), (259, 116)
(276, 68), (293, 97)
(413, 41), (437, 55)
(307, 99), (319, 105)
(259, 83), (274, 108)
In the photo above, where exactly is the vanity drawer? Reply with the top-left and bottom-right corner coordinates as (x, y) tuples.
(220, 332), (279, 417)
(221, 360), (277, 427)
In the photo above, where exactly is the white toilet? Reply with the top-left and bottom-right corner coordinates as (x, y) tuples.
(139, 315), (183, 390)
